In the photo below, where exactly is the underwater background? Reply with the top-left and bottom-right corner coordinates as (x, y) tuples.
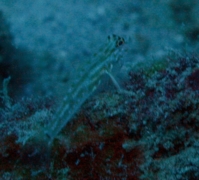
(1, 0), (199, 179)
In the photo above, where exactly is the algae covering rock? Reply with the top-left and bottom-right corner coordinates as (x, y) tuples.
(126, 53), (199, 179)
(1, 52), (199, 179)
